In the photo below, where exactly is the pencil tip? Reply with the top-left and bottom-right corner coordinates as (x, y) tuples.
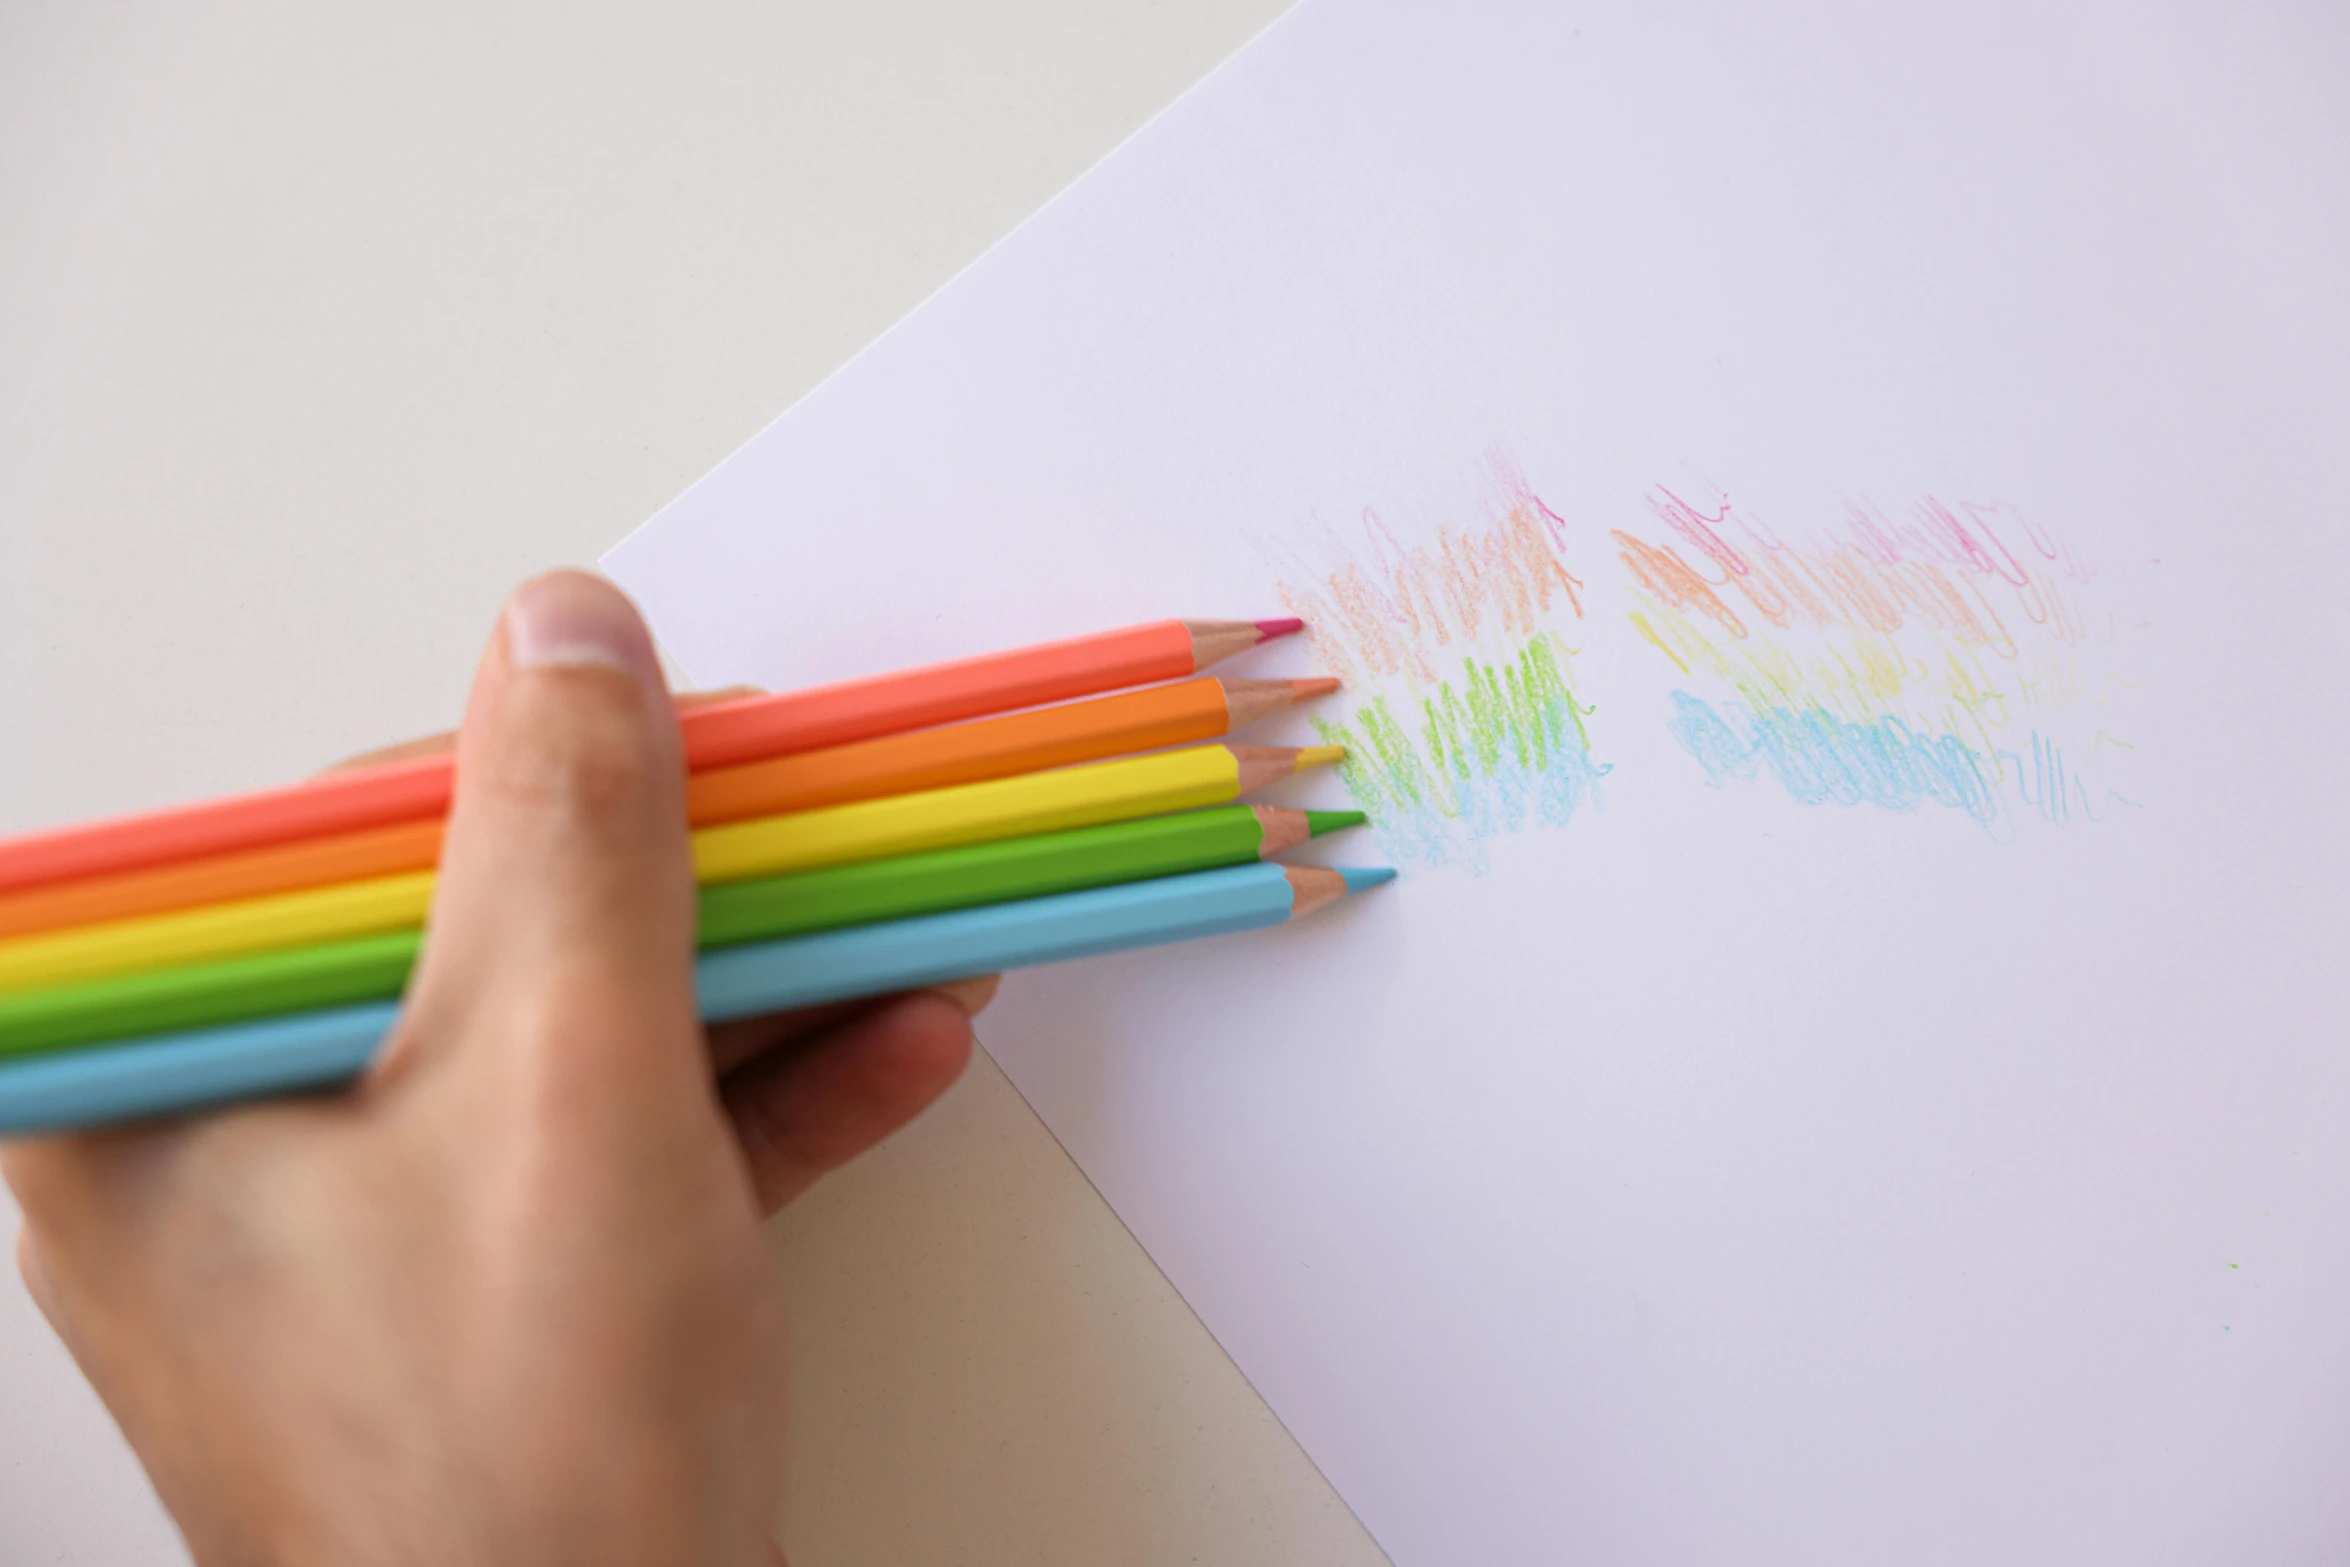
(1287, 676), (1341, 698)
(1341, 866), (1398, 893)
(1255, 616), (1306, 641)
(1295, 745), (1346, 770)
(1305, 809), (1369, 837)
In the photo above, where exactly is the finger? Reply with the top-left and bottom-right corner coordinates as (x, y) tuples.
(720, 988), (981, 1214)
(15, 1227), (58, 1328)
(705, 975), (1000, 1077)
(319, 686), (763, 775)
(316, 732), (460, 775)
(10, 1224), (101, 1389)
(707, 1000), (896, 1076)
(924, 974), (1002, 1017)
(8, 1159), (113, 1372)
(392, 572), (698, 1096)
(0, 1132), (118, 1242)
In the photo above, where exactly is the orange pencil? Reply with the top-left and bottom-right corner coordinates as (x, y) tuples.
(0, 673), (1335, 940)
(0, 819), (448, 944)
(685, 674), (1334, 821)
(0, 617), (1302, 898)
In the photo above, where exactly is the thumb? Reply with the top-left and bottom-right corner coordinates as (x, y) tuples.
(389, 572), (699, 1094)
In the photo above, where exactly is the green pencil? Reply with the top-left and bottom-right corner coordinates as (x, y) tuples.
(0, 806), (1367, 1057)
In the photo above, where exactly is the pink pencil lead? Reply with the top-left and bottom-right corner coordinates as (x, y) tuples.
(1255, 616), (1306, 641)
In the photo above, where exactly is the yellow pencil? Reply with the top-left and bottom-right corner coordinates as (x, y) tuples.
(0, 744), (1340, 997)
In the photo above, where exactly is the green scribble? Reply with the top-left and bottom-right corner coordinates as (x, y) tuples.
(1314, 632), (1606, 873)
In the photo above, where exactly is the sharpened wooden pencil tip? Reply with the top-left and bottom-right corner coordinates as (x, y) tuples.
(1282, 865), (1346, 920)
(1254, 616), (1305, 641)
(1288, 676), (1341, 698)
(1221, 677), (1330, 728)
(1225, 741), (1342, 791)
(1251, 807), (1313, 857)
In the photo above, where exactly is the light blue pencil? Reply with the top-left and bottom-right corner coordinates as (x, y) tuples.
(0, 862), (1394, 1135)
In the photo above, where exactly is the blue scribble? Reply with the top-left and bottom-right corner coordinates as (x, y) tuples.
(1667, 690), (2001, 827)
(1999, 734), (2143, 825)
(1356, 739), (1611, 875)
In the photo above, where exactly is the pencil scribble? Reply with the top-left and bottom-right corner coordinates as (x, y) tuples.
(1617, 483), (2143, 832)
(1265, 451), (1606, 873)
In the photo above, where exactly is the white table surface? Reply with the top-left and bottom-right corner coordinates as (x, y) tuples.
(0, 4), (1389, 1561)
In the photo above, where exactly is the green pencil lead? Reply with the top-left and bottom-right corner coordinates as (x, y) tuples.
(1304, 809), (1370, 837)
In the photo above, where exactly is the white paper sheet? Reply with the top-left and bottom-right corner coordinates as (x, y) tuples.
(605, 2), (2350, 1559)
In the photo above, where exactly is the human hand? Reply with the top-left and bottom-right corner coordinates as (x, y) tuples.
(3, 571), (986, 1566)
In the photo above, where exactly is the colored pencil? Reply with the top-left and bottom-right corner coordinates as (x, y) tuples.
(693, 863), (1394, 1020)
(0, 676), (1337, 940)
(686, 674), (1334, 824)
(689, 742), (1337, 883)
(0, 933), (426, 1061)
(0, 616), (1304, 897)
(0, 862), (1394, 1135)
(0, 745), (1343, 996)
(0, 818), (447, 945)
(0, 807), (1369, 1056)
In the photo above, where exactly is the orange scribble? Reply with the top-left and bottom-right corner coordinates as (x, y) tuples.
(1278, 450), (1584, 688)
(1610, 532), (1747, 638)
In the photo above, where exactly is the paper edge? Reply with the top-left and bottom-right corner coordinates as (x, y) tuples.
(598, 0), (1313, 649)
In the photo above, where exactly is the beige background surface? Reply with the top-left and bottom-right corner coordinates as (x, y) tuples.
(0, 3), (1392, 1561)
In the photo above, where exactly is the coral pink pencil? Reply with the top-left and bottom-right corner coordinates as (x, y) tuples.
(0, 617), (1305, 897)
